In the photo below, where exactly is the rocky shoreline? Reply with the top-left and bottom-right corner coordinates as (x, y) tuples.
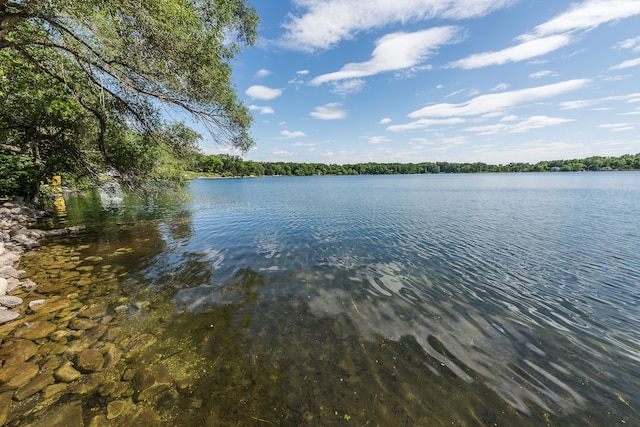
(0, 200), (208, 426)
(0, 200), (84, 324)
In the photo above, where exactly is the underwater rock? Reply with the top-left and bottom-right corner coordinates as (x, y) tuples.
(43, 382), (68, 399)
(13, 372), (55, 401)
(34, 399), (84, 427)
(29, 296), (71, 314)
(132, 364), (172, 402)
(125, 333), (158, 358)
(68, 318), (98, 330)
(54, 362), (82, 383)
(0, 391), (12, 426)
(107, 399), (129, 419)
(0, 360), (39, 390)
(0, 339), (38, 362)
(79, 304), (107, 319)
(76, 349), (104, 373)
(14, 320), (56, 340)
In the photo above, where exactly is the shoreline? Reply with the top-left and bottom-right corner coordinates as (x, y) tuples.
(0, 200), (84, 324)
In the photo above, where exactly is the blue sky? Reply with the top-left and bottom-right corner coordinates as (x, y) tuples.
(201, 0), (640, 165)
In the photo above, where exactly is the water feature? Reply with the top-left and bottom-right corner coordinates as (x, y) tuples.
(4, 172), (640, 426)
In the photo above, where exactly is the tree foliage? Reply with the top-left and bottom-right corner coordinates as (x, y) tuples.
(0, 0), (258, 199)
(191, 153), (640, 177)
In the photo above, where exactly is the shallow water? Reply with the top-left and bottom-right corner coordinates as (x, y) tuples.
(10, 172), (640, 425)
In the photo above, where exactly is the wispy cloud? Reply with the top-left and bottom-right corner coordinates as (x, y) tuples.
(245, 85), (283, 100)
(529, 70), (555, 79)
(464, 115), (574, 135)
(255, 69), (271, 78)
(614, 36), (640, 53)
(532, 0), (640, 36)
(278, 0), (514, 52)
(278, 130), (306, 139)
(367, 136), (391, 144)
(609, 58), (640, 70)
(408, 79), (590, 118)
(450, 0), (640, 69)
(248, 105), (275, 115)
(449, 35), (570, 69)
(379, 118), (392, 124)
(387, 117), (466, 132)
(560, 92), (640, 109)
(330, 79), (366, 96)
(311, 27), (460, 85)
(598, 123), (635, 131)
(310, 103), (347, 120)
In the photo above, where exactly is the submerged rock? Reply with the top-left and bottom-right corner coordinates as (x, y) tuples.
(76, 349), (104, 373)
(132, 364), (172, 402)
(14, 320), (56, 340)
(54, 362), (82, 383)
(0, 360), (39, 390)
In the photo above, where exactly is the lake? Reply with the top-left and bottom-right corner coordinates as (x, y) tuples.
(15, 172), (640, 426)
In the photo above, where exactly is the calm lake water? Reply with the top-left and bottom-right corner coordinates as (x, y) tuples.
(20, 172), (640, 425)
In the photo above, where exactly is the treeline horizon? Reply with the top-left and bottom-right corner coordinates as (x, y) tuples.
(191, 153), (640, 177)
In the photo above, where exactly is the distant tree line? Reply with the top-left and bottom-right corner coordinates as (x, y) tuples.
(191, 153), (640, 177)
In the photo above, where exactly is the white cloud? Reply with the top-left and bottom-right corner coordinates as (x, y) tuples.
(598, 123), (635, 131)
(446, 89), (466, 97)
(464, 115), (574, 135)
(278, 130), (306, 139)
(560, 92), (640, 109)
(297, 70), (309, 75)
(310, 103), (347, 120)
(248, 105), (275, 115)
(387, 117), (466, 132)
(379, 118), (392, 124)
(491, 83), (510, 91)
(368, 136), (391, 144)
(529, 70), (554, 79)
(451, 0), (640, 69)
(245, 85), (283, 100)
(278, 0), (514, 52)
(255, 69), (271, 78)
(501, 115), (519, 121)
(409, 79), (590, 118)
(449, 35), (570, 69)
(609, 58), (640, 70)
(614, 36), (640, 52)
(532, 0), (640, 37)
(272, 149), (296, 156)
(311, 27), (460, 85)
(330, 79), (366, 95)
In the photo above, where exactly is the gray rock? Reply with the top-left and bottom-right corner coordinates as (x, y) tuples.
(0, 265), (25, 279)
(0, 310), (19, 324)
(0, 295), (22, 308)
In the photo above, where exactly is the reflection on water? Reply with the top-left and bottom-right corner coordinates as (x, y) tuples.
(4, 173), (640, 426)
